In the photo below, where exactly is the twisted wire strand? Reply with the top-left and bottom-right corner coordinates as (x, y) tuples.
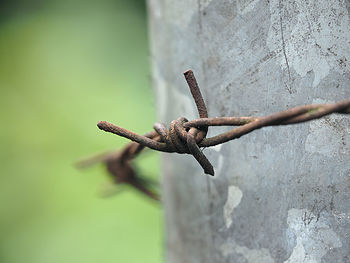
(97, 70), (350, 176)
(75, 130), (161, 201)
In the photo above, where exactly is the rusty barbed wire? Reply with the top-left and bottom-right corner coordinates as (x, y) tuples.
(97, 69), (350, 177)
(76, 131), (160, 201)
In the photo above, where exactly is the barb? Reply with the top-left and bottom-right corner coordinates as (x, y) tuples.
(97, 70), (350, 176)
(76, 132), (160, 201)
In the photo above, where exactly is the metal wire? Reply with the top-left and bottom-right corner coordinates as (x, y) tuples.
(97, 70), (350, 176)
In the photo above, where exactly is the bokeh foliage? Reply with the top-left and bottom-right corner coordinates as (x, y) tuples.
(0, 0), (162, 262)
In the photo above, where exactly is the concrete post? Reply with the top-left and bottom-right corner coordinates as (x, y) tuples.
(147, 0), (350, 262)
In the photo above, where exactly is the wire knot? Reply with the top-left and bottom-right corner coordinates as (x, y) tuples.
(153, 117), (205, 152)
(152, 116), (214, 175)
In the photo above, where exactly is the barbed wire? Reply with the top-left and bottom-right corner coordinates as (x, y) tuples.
(77, 70), (349, 200)
(97, 70), (350, 177)
(76, 131), (160, 201)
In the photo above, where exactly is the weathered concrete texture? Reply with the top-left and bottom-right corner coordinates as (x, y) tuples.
(147, 0), (350, 262)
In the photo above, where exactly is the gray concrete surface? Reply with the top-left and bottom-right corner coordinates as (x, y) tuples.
(147, 0), (350, 262)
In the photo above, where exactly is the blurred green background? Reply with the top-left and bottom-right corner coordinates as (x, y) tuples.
(0, 0), (163, 262)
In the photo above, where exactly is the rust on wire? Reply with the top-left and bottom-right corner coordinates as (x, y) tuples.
(76, 131), (160, 201)
(96, 69), (350, 177)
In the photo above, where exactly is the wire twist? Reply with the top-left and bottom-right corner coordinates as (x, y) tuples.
(97, 70), (350, 176)
(76, 131), (161, 201)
